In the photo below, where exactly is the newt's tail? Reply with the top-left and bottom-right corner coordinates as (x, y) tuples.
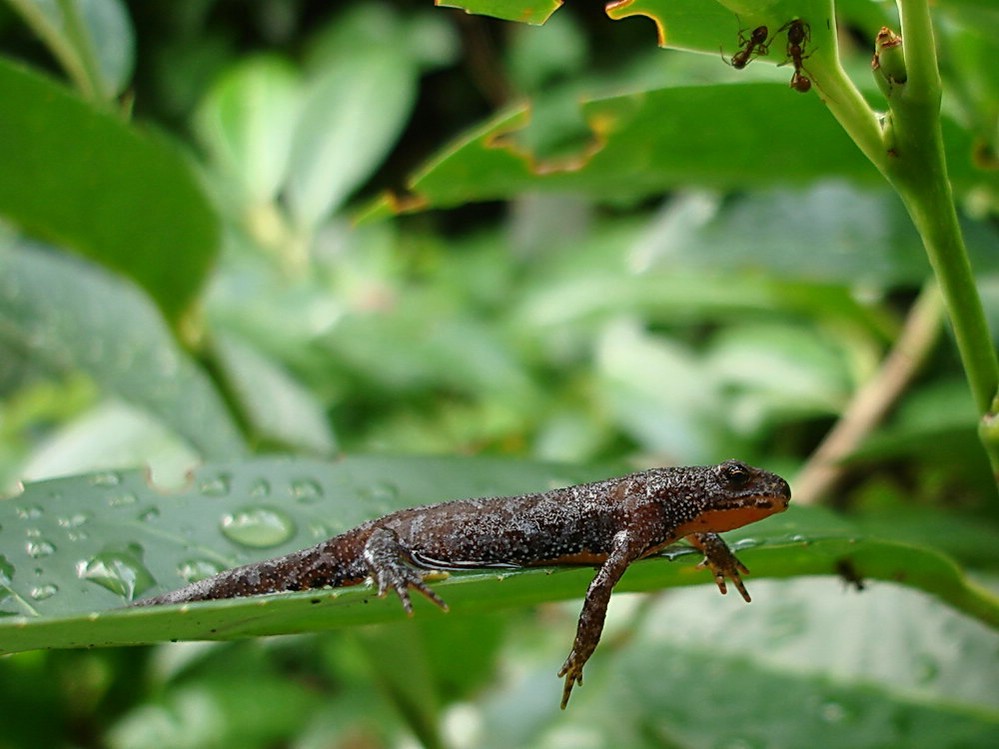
(132, 537), (366, 607)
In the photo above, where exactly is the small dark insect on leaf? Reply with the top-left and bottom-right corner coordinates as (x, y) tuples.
(778, 18), (813, 93)
(723, 25), (770, 70)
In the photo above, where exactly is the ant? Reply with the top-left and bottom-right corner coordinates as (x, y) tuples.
(723, 25), (770, 70)
(778, 19), (812, 92)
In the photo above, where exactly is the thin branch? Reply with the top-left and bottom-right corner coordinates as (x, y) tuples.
(794, 284), (943, 504)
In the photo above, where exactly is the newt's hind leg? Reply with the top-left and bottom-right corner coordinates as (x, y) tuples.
(362, 527), (449, 615)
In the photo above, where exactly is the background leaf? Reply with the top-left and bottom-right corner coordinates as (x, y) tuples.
(286, 50), (416, 229)
(0, 58), (219, 323)
(6, 0), (135, 98)
(194, 56), (302, 207)
(0, 237), (246, 461)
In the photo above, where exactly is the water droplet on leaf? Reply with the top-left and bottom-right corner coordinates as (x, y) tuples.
(220, 506), (295, 548)
(25, 539), (56, 558)
(57, 512), (91, 528)
(290, 478), (323, 503)
(178, 559), (225, 583)
(90, 472), (122, 488)
(77, 548), (155, 600)
(915, 654), (940, 684)
(107, 492), (138, 508)
(30, 584), (58, 601)
(818, 699), (854, 724)
(138, 507), (160, 523)
(0, 555), (14, 585)
(199, 473), (232, 497)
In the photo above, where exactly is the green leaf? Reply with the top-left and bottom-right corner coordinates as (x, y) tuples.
(0, 57), (219, 323)
(0, 238), (247, 461)
(568, 582), (999, 747)
(286, 50), (416, 228)
(362, 86), (989, 220)
(194, 56), (302, 206)
(107, 663), (323, 749)
(0, 456), (995, 656)
(68, 0), (134, 96)
(606, 0), (832, 53)
(211, 332), (336, 455)
(436, 0), (562, 25)
(468, 578), (999, 743)
(363, 84), (873, 217)
(6, 0), (135, 99)
(303, 4), (459, 72)
(354, 625), (445, 748)
(19, 401), (202, 485)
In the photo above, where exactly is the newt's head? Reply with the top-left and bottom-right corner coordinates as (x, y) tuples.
(687, 459), (792, 533)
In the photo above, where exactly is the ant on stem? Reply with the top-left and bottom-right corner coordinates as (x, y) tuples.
(723, 25), (770, 70)
(778, 18), (812, 92)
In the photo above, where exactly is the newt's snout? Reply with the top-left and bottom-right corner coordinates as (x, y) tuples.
(774, 475), (792, 507)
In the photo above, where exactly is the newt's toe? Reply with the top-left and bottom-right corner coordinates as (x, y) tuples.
(557, 655), (585, 709)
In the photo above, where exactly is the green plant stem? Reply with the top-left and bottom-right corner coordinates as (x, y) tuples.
(808, 39), (885, 172)
(811, 0), (999, 479)
(885, 0), (999, 476)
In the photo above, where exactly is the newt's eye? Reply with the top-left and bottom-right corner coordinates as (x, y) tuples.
(719, 460), (751, 487)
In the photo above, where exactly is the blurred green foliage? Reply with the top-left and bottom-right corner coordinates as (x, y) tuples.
(0, 1), (997, 747)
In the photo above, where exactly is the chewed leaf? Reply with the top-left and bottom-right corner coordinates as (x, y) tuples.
(436, 0), (563, 25)
(359, 84), (873, 220)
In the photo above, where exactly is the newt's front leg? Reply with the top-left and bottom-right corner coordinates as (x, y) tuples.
(690, 532), (752, 602)
(558, 529), (644, 709)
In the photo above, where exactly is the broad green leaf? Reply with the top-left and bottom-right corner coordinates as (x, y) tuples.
(211, 333), (336, 456)
(527, 582), (999, 746)
(851, 379), (995, 493)
(362, 84), (874, 217)
(605, 0), (832, 55)
(364, 3), (991, 216)
(19, 400), (202, 486)
(0, 238), (247, 461)
(595, 319), (723, 462)
(304, 4), (459, 79)
(593, 318), (853, 462)
(194, 56), (302, 206)
(367, 83), (988, 215)
(286, 50), (416, 228)
(470, 580), (999, 745)
(107, 666), (323, 749)
(320, 299), (540, 403)
(0, 456), (996, 655)
(436, 0), (562, 25)
(707, 321), (853, 424)
(0, 58), (219, 323)
(512, 249), (886, 336)
(635, 187), (924, 285)
(354, 625), (445, 748)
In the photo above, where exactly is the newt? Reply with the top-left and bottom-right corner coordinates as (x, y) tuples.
(135, 459), (791, 708)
